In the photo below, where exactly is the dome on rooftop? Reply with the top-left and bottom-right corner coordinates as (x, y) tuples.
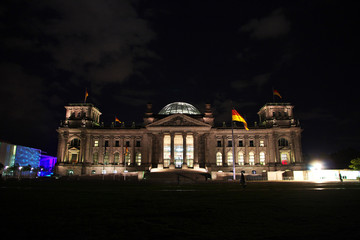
(158, 102), (201, 115)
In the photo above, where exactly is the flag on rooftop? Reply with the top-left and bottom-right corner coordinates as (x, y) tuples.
(273, 89), (282, 99)
(84, 88), (89, 103)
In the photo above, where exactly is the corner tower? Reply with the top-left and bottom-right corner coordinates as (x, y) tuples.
(63, 103), (102, 128)
(257, 103), (298, 127)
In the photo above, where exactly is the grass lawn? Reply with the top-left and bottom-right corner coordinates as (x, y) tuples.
(1, 179), (360, 240)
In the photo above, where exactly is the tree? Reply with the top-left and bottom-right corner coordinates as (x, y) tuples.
(349, 158), (360, 170)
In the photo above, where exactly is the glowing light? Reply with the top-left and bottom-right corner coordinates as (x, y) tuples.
(309, 161), (323, 170)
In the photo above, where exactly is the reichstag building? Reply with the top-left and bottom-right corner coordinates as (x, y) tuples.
(55, 101), (304, 179)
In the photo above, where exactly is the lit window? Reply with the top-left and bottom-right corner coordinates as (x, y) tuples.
(186, 135), (194, 168)
(93, 152), (98, 164)
(238, 152), (244, 165)
(260, 152), (265, 165)
(163, 135), (171, 168)
(174, 134), (183, 168)
(227, 152), (233, 166)
(104, 152), (109, 165)
(260, 140), (264, 147)
(94, 140), (99, 147)
(281, 153), (288, 165)
(125, 152), (131, 166)
(114, 152), (120, 164)
(216, 152), (222, 166)
(136, 152), (141, 166)
(249, 152), (255, 165)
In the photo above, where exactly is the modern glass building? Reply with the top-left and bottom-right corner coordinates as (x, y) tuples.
(0, 141), (57, 174)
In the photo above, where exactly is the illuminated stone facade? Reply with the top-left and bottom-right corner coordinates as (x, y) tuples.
(55, 102), (305, 179)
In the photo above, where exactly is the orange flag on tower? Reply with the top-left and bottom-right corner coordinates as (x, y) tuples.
(273, 89), (282, 99)
(84, 89), (89, 103)
(232, 109), (249, 131)
(115, 117), (121, 123)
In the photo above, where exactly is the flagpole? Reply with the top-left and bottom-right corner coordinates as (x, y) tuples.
(231, 113), (236, 181)
(272, 87), (275, 103)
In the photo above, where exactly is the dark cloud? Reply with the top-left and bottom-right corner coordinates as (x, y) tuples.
(41, 0), (156, 85)
(240, 8), (290, 39)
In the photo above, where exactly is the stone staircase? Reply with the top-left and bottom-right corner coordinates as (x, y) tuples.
(143, 170), (211, 184)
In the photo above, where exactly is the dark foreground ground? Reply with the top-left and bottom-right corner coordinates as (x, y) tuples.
(1, 179), (360, 240)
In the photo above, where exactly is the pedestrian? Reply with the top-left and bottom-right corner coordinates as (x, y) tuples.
(339, 173), (343, 182)
(240, 171), (246, 188)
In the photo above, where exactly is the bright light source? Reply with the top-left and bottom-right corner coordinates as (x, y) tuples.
(310, 161), (323, 170)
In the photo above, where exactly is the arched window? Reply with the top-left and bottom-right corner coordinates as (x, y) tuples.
(93, 152), (99, 164)
(114, 152), (120, 164)
(249, 152), (255, 165)
(260, 152), (265, 165)
(104, 152), (109, 165)
(227, 152), (233, 166)
(69, 138), (81, 148)
(136, 152), (141, 166)
(216, 152), (222, 166)
(125, 152), (131, 166)
(278, 138), (289, 147)
(238, 152), (244, 165)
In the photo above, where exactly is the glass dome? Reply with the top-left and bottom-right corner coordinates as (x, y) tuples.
(158, 102), (201, 115)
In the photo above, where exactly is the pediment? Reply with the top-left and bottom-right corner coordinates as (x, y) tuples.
(146, 114), (211, 128)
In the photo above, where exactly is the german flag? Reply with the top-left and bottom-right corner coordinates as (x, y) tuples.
(232, 109), (249, 131)
(84, 89), (89, 103)
(273, 89), (282, 99)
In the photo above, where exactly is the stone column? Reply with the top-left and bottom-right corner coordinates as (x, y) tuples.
(255, 135), (259, 164)
(204, 133), (209, 167)
(57, 132), (64, 163)
(170, 132), (175, 166)
(290, 132), (298, 164)
(109, 135), (114, 164)
(194, 133), (199, 167)
(120, 137), (124, 166)
(182, 132), (187, 166)
(147, 133), (153, 166)
(244, 135), (248, 164)
(62, 131), (69, 163)
(222, 135), (226, 166)
(85, 133), (92, 163)
(131, 136), (136, 166)
(294, 131), (303, 163)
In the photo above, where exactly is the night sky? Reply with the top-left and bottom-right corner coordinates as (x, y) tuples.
(1, 0), (359, 160)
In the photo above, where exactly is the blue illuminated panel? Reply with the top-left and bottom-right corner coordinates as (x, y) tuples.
(14, 146), (41, 168)
(40, 155), (57, 171)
